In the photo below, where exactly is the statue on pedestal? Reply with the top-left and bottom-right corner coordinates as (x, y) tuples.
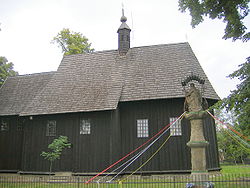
(182, 76), (213, 187)
(182, 81), (208, 169)
(184, 83), (208, 113)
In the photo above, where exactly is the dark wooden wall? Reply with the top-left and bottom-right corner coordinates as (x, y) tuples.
(204, 115), (220, 170)
(1, 98), (219, 173)
(21, 111), (115, 172)
(0, 116), (23, 171)
(119, 98), (220, 173)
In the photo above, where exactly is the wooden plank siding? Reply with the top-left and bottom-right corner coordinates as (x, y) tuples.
(77, 111), (112, 172)
(1, 98), (219, 173)
(119, 98), (219, 173)
(20, 111), (115, 173)
(204, 115), (220, 170)
(0, 116), (23, 171)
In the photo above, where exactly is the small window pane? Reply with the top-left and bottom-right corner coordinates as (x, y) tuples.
(170, 117), (182, 136)
(80, 119), (91, 135)
(137, 119), (149, 138)
(46, 120), (56, 136)
(0, 120), (9, 131)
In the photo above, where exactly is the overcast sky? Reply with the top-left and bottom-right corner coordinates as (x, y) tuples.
(0, 0), (249, 98)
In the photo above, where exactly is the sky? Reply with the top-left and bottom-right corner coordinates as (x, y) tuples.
(0, 0), (249, 98)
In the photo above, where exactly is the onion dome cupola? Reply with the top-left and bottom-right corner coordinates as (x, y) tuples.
(117, 8), (131, 55)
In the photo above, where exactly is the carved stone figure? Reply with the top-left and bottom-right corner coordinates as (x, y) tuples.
(184, 83), (207, 112)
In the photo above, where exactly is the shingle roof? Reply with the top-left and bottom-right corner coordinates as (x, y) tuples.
(118, 22), (131, 31)
(20, 51), (123, 116)
(18, 42), (219, 116)
(0, 72), (54, 116)
(119, 43), (219, 101)
(0, 42), (218, 116)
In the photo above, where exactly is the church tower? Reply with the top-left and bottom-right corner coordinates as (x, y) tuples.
(117, 8), (131, 55)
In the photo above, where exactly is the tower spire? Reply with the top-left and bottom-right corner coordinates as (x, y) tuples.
(122, 3), (124, 15)
(117, 6), (131, 55)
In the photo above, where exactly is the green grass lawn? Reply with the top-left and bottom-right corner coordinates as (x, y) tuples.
(221, 164), (250, 174)
(1, 165), (249, 188)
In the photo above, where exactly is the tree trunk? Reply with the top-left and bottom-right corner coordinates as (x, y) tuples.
(50, 161), (53, 175)
(240, 156), (245, 165)
(234, 159), (237, 165)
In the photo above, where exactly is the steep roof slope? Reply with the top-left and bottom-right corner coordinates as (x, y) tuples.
(119, 43), (219, 101)
(0, 72), (54, 116)
(21, 51), (123, 115)
(20, 42), (219, 116)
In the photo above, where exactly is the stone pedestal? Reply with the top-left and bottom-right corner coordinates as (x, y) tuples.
(185, 111), (209, 174)
(185, 111), (209, 187)
(185, 111), (212, 188)
(187, 143), (208, 173)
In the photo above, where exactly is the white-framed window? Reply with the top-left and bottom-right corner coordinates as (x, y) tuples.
(0, 120), (9, 131)
(137, 119), (149, 138)
(80, 119), (91, 135)
(46, 120), (56, 136)
(170, 117), (182, 136)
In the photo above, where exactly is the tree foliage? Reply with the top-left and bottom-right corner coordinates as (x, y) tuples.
(178, 0), (250, 42)
(52, 28), (94, 56)
(0, 56), (18, 87)
(215, 109), (249, 164)
(221, 58), (250, 136)
(212, 58), (250, 162)
(217, 125), (249, 164)
(41, 136), (71, 173)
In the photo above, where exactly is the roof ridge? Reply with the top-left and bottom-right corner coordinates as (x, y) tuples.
(63, 42), (190, 58)
(130, 42), (189, 49)
(8, 71), (55, 78)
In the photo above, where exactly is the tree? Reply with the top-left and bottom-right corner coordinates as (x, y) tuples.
(215, 109), (249, 164)
(222, 59), (250, 136)
(212, 58), (250, 137)
(0, 56), (18, 87)
(213, 62), (250, 164)
(52, 28), (94, 56)
(178, 0), (250, 42)
(41, 136), (71, 173)
(217, 128), (249, 164)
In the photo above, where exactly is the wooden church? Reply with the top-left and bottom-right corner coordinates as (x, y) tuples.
(0, 13), (220, 174)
